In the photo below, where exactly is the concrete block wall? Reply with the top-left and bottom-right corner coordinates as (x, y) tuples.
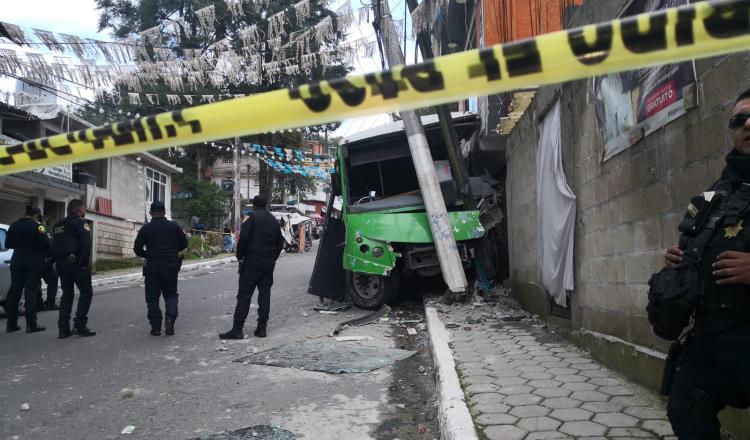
(504, 1), (750, 435)
(87, 212), (142, 259)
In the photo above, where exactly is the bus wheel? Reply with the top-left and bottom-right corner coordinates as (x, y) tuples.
(345, 270), (400, 310)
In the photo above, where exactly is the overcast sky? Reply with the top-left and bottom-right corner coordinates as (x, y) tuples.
(2, 0), (408, 138)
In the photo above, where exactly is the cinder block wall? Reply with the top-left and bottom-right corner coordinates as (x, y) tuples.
(504, 2), (750, 436)
(88, 212), (142, 259)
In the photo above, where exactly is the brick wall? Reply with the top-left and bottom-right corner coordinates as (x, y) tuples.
(88, 212), (142, 259)
(504, 1), (750, 434)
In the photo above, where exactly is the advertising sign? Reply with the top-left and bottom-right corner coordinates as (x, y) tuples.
(594, 0), (696, 161)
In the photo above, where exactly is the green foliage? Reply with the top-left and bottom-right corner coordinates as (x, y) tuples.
(272, 173), (319, 203)
(172, 174), (229, 220)
(94, 257), (143, 273)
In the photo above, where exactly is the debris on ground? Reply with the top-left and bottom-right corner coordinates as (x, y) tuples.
(313, 303), (351, 313)
(318, 310), (338, 315)
(333, 336), (373, 342)
(216, 346), (229, 352)
(406, 328), (417, 335)
(235, 340), (415, 374)
(331, 305), (390, 335)
(301, 312), (309, 317)
(193, 425), (295, 440)
(20, 403), (30, 411)
(428, 286), (545, 328)
(417, 365), (426, 374)
(121, 425), (135, 435)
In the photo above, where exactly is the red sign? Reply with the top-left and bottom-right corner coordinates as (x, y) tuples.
(644, 81), (678, 119)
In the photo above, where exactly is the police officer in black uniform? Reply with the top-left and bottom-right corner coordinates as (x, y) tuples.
(133, 201), (188, 336)
(54, 199), (96, 339)
(220, 196), (283, 339)
(664, 88), (750, 439)
(5, 206), (50, 333)
(36, 215), (59, 311)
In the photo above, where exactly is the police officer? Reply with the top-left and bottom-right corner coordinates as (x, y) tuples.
(133, 201), (188, 336)
(220, 195), (283, 339)
(664, 88), (750, 439)
(54, 199), (96, 339)
(5, 206), (50, 333)
(36, 215), (59, 311)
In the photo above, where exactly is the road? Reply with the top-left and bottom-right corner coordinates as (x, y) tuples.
(0, 248), (438, 440)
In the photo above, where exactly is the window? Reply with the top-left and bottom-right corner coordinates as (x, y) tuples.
(0, 228), (6, 251)
(146, 168), (167, 203)
(75, 159), (108, 189)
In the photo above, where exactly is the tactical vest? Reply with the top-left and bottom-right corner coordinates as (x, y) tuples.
(648, 180), (750, 340)
(52, 217), (79, 259)
(683, 181), (750, 329)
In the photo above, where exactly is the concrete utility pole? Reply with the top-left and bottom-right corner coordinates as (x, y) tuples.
(233, 136), (241, 230)
(378, 0), (468, 294)
(404, 0), (475, 209)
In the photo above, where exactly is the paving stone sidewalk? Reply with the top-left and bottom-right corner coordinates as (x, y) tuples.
(437, 303), (676, 440)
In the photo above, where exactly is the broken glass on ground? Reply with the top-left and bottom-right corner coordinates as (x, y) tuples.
(192, 425), (295, 440)
(235, 340), (416, 374)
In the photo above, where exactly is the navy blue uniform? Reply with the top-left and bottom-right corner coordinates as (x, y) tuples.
(5, 217), (51, 329)
(134, 217), (187, 331)
(53, 214), (93, 332)
(232, 208), (283, 331)
(667, 151), (750, 439)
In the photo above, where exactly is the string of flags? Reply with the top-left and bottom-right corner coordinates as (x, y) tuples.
(0, 0), (396, 95)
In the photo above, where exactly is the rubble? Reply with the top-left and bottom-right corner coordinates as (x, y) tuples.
(20, 403), (30, 411)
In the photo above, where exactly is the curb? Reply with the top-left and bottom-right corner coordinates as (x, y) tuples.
(91, 256), (237, 288)
(424, 304), (479, 440)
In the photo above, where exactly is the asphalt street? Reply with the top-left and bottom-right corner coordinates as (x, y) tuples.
(0, 248), (438, 440)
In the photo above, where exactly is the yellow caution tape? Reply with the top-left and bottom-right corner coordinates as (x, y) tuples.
(1, 0), (749, 175)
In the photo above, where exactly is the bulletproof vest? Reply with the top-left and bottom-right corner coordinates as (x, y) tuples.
(679, 181), (750, 317)
(52, 217), (79, 258)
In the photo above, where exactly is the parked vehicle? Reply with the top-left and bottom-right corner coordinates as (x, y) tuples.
(0, 223), (12, 304)
(309, 113), (493, 309)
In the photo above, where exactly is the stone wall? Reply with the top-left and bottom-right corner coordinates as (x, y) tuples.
(87, 212), (142, 259)
(504, 0), (750, 434)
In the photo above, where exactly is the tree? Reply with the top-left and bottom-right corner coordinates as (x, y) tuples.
(171, 174), (229, 226)
(90, 0), (352, 197)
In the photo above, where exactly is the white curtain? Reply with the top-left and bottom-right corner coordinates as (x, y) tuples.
(536, 101), (576, 307)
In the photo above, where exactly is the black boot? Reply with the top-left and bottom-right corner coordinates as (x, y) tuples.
(26, 322), (46, 333)
(59, 323), (72, 339)
(150, 325), (161, 336)
(253, 323), (267, 338)
(219, 327), (243, 340)
(74, 327), (96, 337)
(164, 319), (174, 336)
(7, 321), (20, 333)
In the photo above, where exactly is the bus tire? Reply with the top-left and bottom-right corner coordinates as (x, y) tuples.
(345, 270), (400, 310)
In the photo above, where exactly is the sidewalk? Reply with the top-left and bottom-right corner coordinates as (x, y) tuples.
(90, 254), (236, 287)
(429, 297), (676, 440)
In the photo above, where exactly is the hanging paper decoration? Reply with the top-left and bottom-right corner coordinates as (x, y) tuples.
(239, 24), (261, 50)
(293, 0), (311, 26)
(0, 22), (27, 45)
(411, 1), (433, 37)
(194, 5), (217, 36)
(200, 95), (215, 103)
(225, 0), (244, 19)
(268, 10), (287, 40)
(335, 2), (355, 31)
(183, 95), (194, 105)
(127, 92), (141, 105)
(145, 93), (159, 105)
(33, 29), (65, 52)
(358, 5), (371, 25)
(314, 16), (334, 43)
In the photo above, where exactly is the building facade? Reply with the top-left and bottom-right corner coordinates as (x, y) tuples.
(495, 0), (750, 435)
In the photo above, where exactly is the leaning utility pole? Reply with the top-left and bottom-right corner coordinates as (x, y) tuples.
(377, 0), (468, 294)
(405, 0), (475, 209)
(233, 136), (242, 230)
